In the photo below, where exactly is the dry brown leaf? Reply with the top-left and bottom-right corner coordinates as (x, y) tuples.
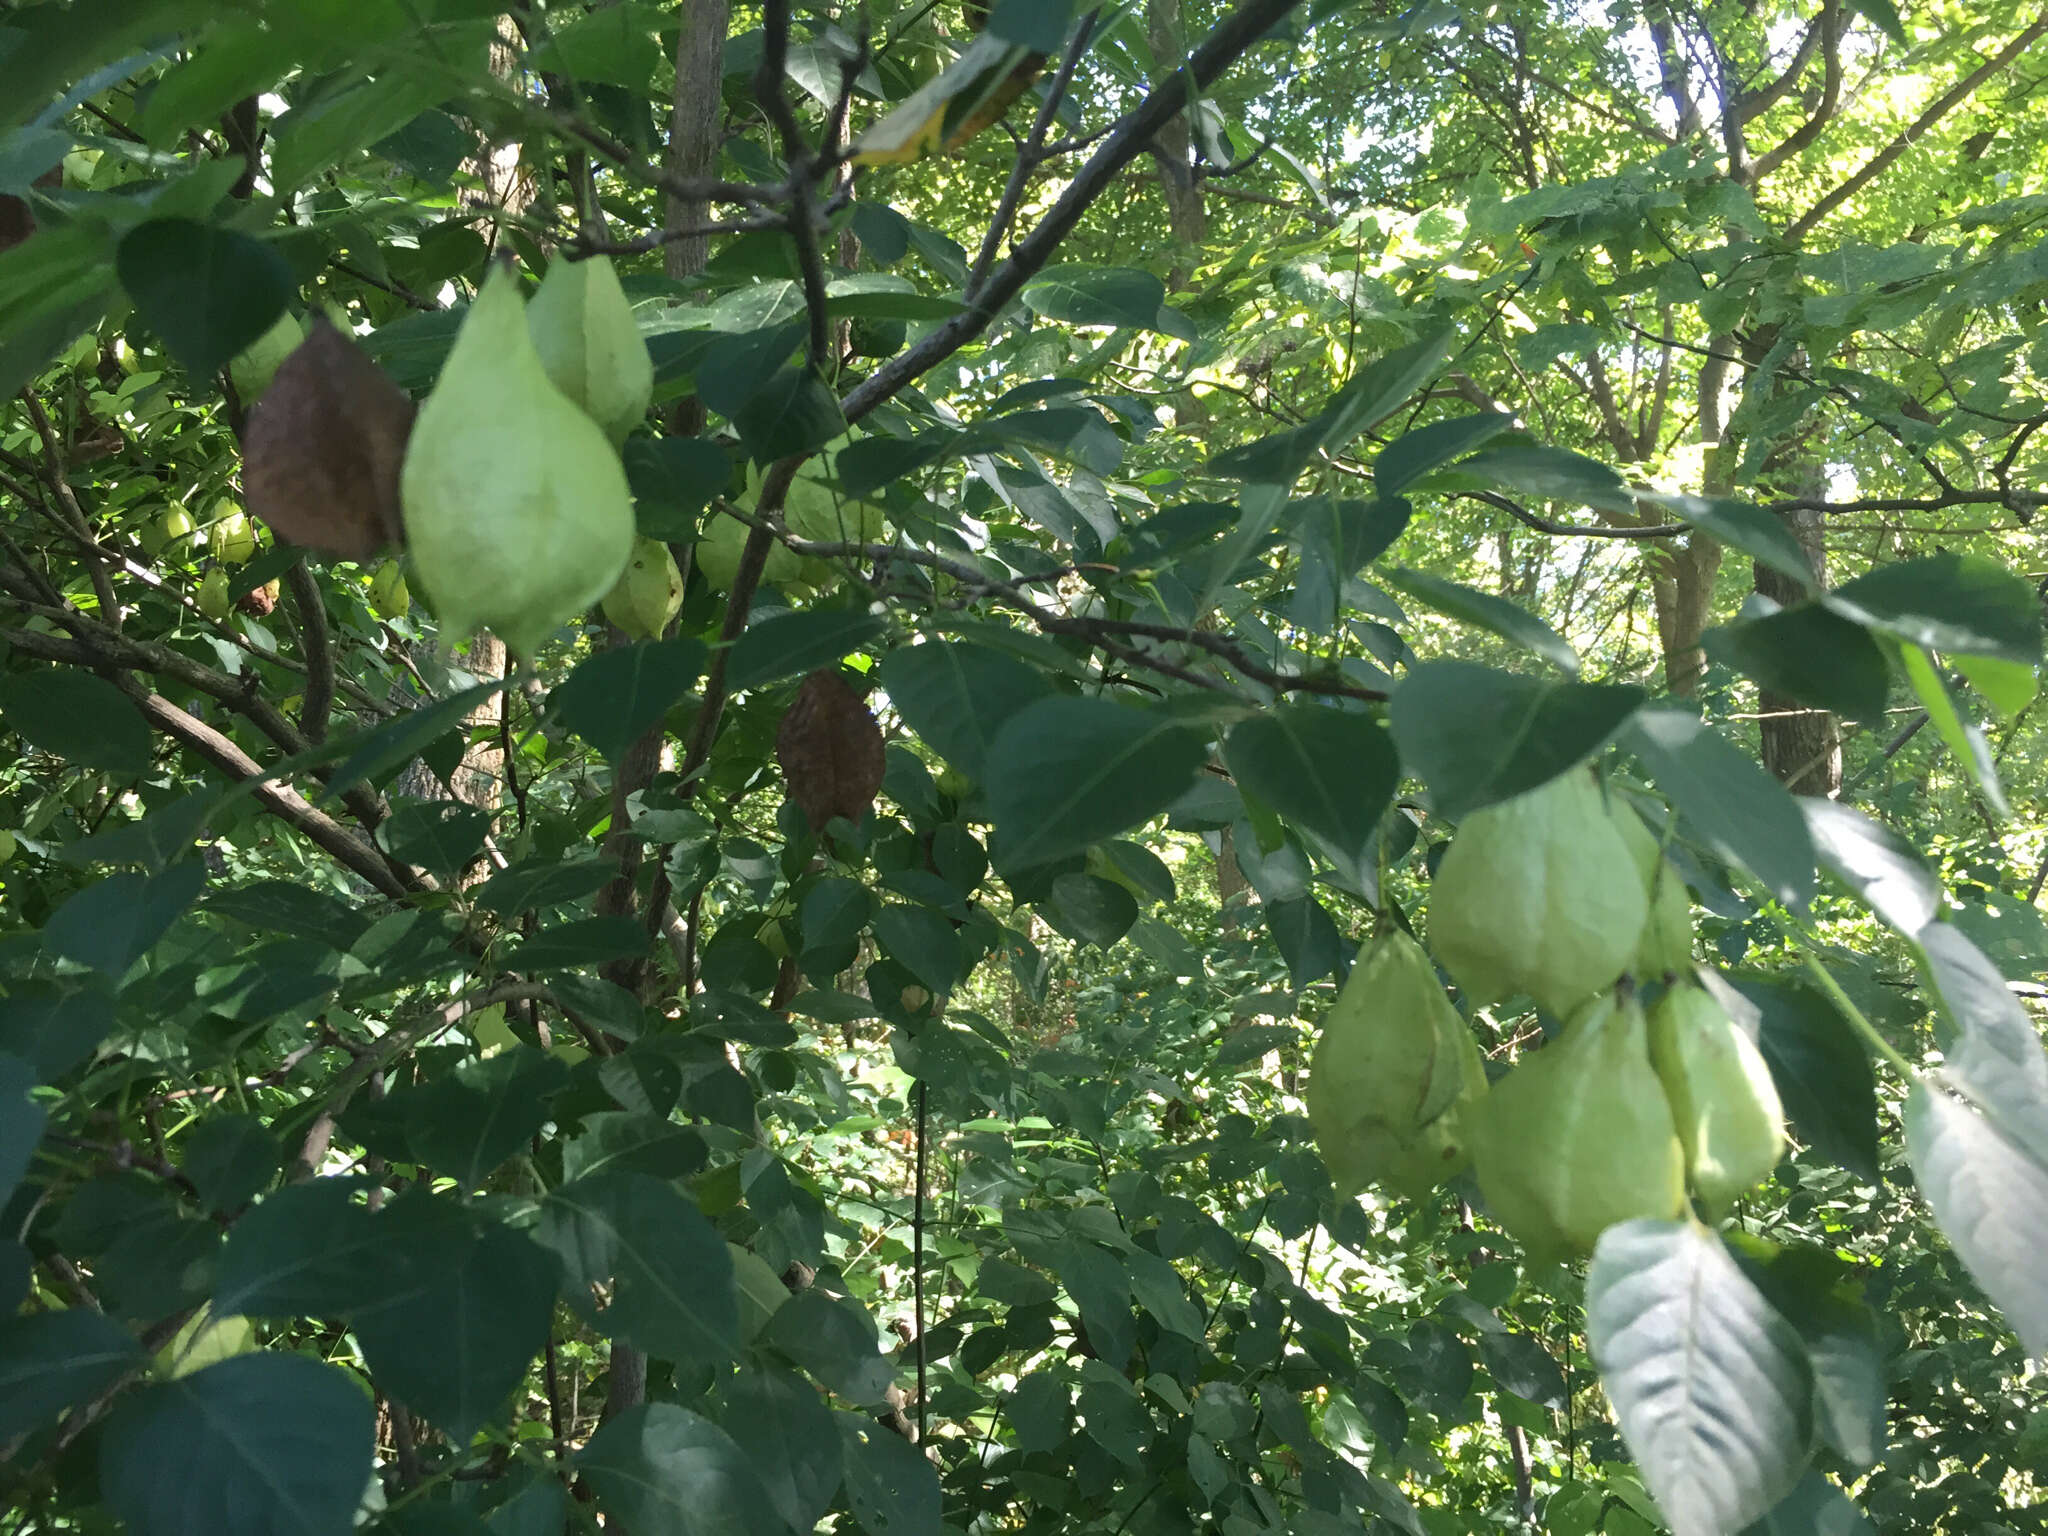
(241, 318), (414, 560)
(776, 668), (886, 834)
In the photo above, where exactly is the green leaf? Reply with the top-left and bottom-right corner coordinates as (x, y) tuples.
(728, 610), (885, 693)
(1640, 494), (1820, 588)
(1022, 265), (1167, 329)
(1319, 328), (1458, 454)
(563, 1114), (707, 1184)
(873, 904), (963, 994)
(1038, 872), (1139, 949)
(1898, 645), (2005, 816)
(1842, 0), (1906, 41)
(734, 367), (846, 461)
(0, 668), (152, 772)
(1826, 553), (2043, 664)
(1587, 1220), (1815, 1536)
(1265, 895), (1345, 988)
(1375, 413), (1515, 497)
(1799, 799), (1940, 934)
(579, 1403), (785, 1536)
(549, 637), (707, 762)
(0, 1307), (141, 1441)
(1478, 1331), (1566, 1408)
(1461, 445), (1635, 515)
(353, 1221), (556, 1443)
(1954, 651), (2037, 715)
(471, 855), (622, 918)
(1388, 660), (1644, 821)
(1738, 1471), (1875, 1536)
(0, 985), (116, 1081)
(878, 640), (1054, 782)
(1719, 974), (1879, 1182)
(323, 682), (504, 800)
(511, 916), (653, 972)
(537, 1172), (740, 1369)
(1380, 566), (1580, 675)
(210, 1177), (387, 1318)
(624, 437), (732, 540)
(1702, 604), (1892, 726)
(114, 218), (294, 381)
(1222, 705), (1397, 894)
(1918, 922), (2048, 1168)
(984, 699), (1211, 871)
(987, 0), (1078, 50)
(43, 861), (207, 982)
(723, 1369), (845, 1534)
(180, 1114), (282, 1214)
(1735, 1246), (1885, 1472)
(1905, 1080), (2048, 1361)
(838, 1412), (944, 1536)
(375, 801), (491, 877)
(389, 1048), (569, 1191)
(100, 1353), (374, 1536)
(760, 1290), (899, 1403)
(1624, 706), (1815, 909)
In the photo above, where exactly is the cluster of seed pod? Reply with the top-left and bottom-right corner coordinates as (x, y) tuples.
(1306, 769), (1787, 1259)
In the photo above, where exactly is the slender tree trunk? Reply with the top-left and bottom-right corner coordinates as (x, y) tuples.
(1146, 0), (1207, 290)
(1755, 489), (1842, 795)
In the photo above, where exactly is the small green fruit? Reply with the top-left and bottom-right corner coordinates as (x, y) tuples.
(1307, 929), (1489, 1200)
(197, 568), (232, 620)
(1471, 990), (1686, 1258)
(526, 253), (653, 447)
(1428, 769), (1648, 1018)
(399, 264), (635, 658)
(367, 561), (410, 619)
(228, 310), (304, 401)
(600, 536), (685, 639)
(1647, 984), (1786, 1215)
(143, 507), (197, 559)
(211, 505), (258, 565)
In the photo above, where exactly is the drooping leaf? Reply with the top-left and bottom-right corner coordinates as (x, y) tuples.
(1388, 660), (1644, 820)
(1905, 1080), (2048, 1361)
(1223, 705), (1396, 894)
(1587, 1220), (1815, 1536)
(1624, 706), (1815, 909)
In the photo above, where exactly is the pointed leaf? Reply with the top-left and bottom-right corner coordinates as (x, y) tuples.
(1800, 799), (1940, 934)
(1379, 566), (1580, 674)
(878, 640), (1053, 783)
(0, 1308), (142, 1441)
(1624, 706), (1815, 909)
(1587, 1220), (1814, 1536)
(1388, 660), (1644, 820)
(1906, 1080), (2048, 1361)
(549, 637), (707, 763)
(985, 699), (1210, 870)
(1223, 705), (1396, 893)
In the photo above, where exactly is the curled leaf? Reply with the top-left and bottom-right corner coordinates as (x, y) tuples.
(241, 318), (415, 561)
(776, 670), (885, 833)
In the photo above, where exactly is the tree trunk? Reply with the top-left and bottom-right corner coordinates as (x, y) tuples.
(1146, 0), (1207, 291)
(1755, 494), (1842, 795)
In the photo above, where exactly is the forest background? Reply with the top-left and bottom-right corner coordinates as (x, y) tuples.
(2, 0), (2048, 1533)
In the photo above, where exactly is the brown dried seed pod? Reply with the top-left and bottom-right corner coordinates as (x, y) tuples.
(775, 669), (885, 834)
(235, 578), (280, 618)
(240, 317), (414, 560)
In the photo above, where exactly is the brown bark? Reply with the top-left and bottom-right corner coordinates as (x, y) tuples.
(1147, 0), (1208, 291)
(1754, 494), (1842, 795)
